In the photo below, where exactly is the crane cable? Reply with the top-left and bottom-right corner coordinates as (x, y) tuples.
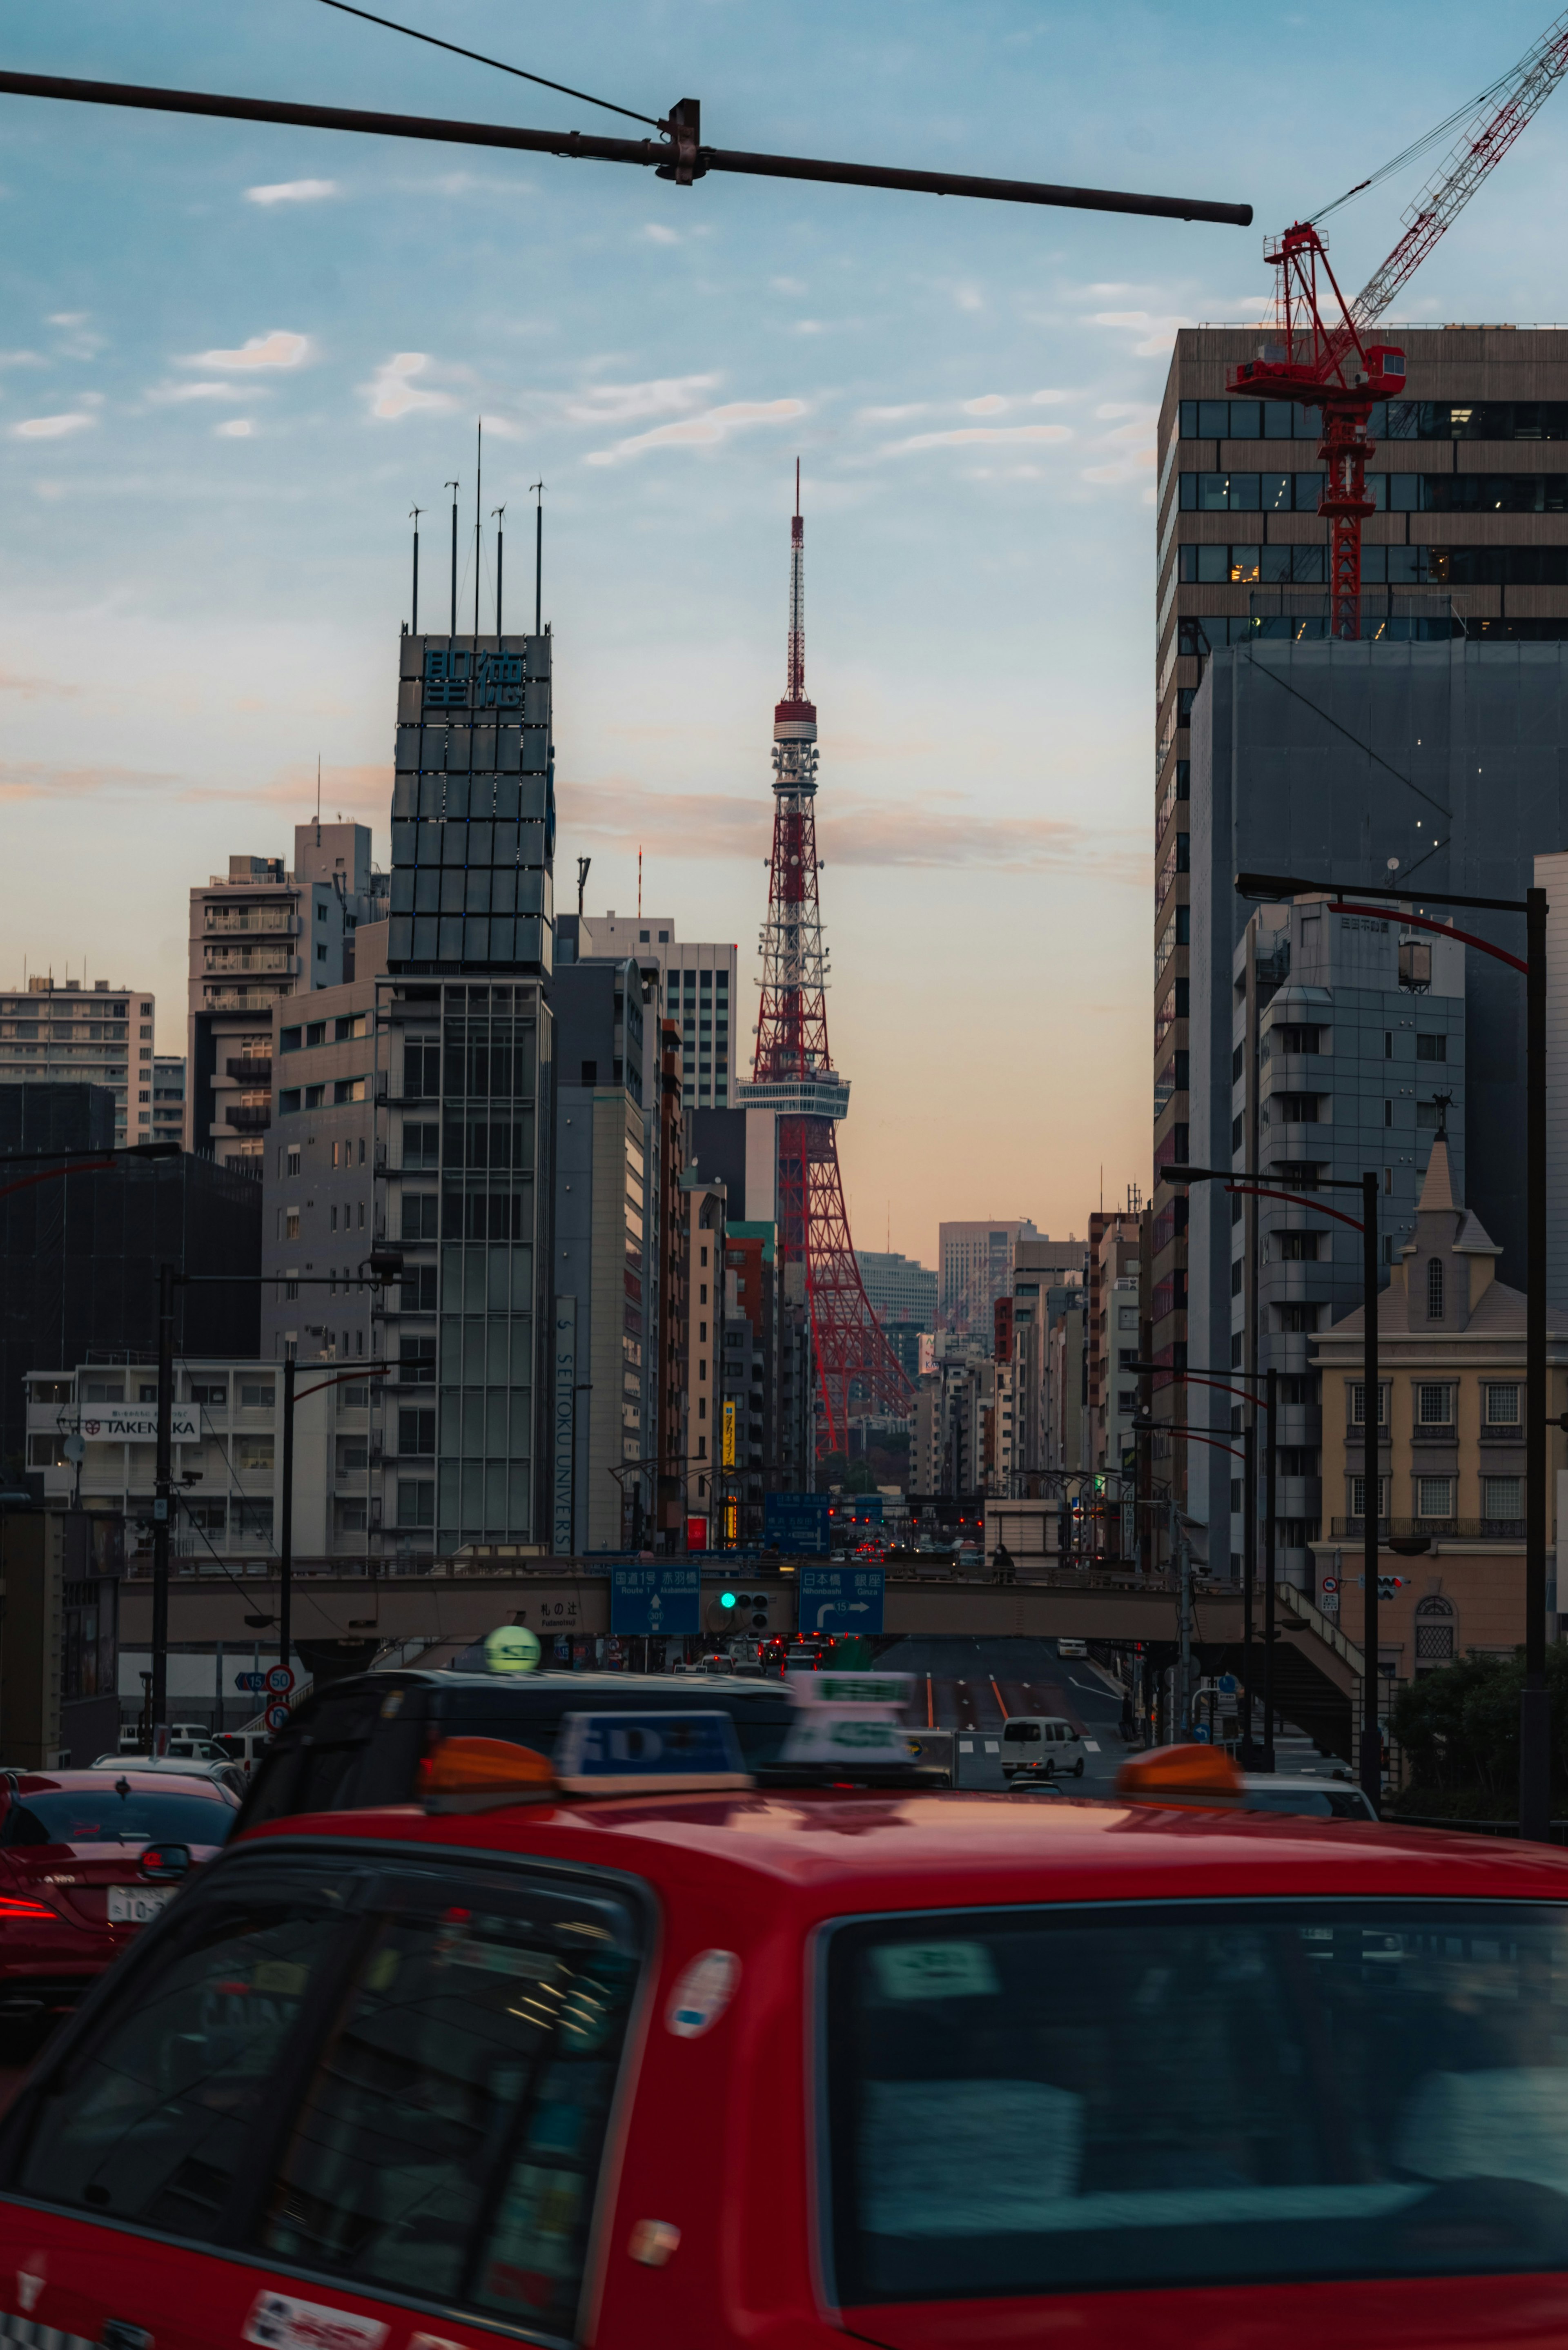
(1309, 11), (1568, 224)
(314, 0), (662, 129)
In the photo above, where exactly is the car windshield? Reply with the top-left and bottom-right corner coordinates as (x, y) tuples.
(825, 1899), (1568, 2301)
(3, 1790), (234, 1847)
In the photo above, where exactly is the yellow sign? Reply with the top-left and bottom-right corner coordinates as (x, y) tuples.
(722, 1400), (736, 1467)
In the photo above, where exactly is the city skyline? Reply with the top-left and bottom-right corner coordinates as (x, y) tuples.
(5, 1), (1568, 1263)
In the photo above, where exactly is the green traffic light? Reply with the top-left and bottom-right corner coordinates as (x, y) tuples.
(720, 1590), (737, 1609)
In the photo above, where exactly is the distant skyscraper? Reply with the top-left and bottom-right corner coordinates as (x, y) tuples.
(568, 914), (739, 1113)
(939, 1219), (1043, 1337)
(856, 1250), (938, 1329)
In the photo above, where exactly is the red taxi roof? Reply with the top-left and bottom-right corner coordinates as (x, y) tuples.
(246, 1789), (1568, 1921)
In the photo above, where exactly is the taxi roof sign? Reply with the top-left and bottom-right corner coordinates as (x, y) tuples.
(555, 1710), (751, 1795)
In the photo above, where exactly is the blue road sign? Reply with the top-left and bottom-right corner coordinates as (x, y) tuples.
(799, 1564), (885, 1635)
(234, 1671), (267, 1691)
(764, 1491), (831, 1553)
(610, 1564), (701, 1636)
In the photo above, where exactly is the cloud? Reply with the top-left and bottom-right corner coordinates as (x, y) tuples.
(963, 395), (1007, 415)
(245, 178), (339, 205)
(47, 312), (87, 327)
(0, 668), (82, 700)
(559, 778), (1146, 879)
(878, 423), (1073, 457)
(586, 396), (805, 465)
(363, 351), (457, 420)
(0, 759), (174, 800)
(149, 379), (246, 404)
(0, 350), (42, 370)
(1091, 308), (1195, 356)
(11, 411), (95, 439)
(188, 330), (311, 371)
(564, 374), (717, 424)
(215, 419), (254, 438)
(771, 276), (806, 295)
(641, 223), (682, 245)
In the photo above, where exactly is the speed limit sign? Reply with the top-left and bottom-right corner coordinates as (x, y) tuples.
(266, 1665), (295, 1694)
(265, 1702), (292, 1731)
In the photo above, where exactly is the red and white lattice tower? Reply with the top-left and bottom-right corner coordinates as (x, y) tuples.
(739, 465), (913, 1456)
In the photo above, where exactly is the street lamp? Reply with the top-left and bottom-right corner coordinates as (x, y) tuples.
(1131, 1413), (1243, 1738)
(1130, 1358), (1275, 1765)
(150, 1248), (403, 1746)
(1165, 1162), (1381, 1808)
(1238, 867), (1549, 1840)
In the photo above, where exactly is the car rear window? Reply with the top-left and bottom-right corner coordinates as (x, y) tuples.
(4, 1791), (234, 1846)
(824, 1899), (1568, 2301)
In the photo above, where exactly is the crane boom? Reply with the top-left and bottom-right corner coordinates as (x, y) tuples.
(1349, 9), (1568, 335)
(1228, 7), (1568, 639)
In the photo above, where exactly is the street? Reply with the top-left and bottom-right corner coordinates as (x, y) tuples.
(878, 1635), (1129, 1791)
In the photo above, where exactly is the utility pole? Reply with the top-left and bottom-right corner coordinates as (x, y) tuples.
(279, 1352), (296, 1684)
(150, 1260), (176, 1752)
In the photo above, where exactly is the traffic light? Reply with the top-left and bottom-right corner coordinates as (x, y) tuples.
(706, 1589), (774, 1635)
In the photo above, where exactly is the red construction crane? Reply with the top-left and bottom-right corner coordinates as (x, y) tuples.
(1230, 10), (1568, 638)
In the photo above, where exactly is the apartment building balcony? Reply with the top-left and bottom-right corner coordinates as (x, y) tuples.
(226, 1055), (273, 1084)
(224, 1101), (272, 1132)
(203, 910), (298, 936)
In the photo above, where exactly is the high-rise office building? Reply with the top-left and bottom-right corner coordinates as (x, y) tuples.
(568, 915), (739, 1112)
(0, 979), (156, 1148)
(1156, 324), (1568, 1517)
(551, 955), (653, 1552)
(1187, 894), (1466, 1586)
(187, 825), (386, 1176)
(939, 1220), (1042, 1337)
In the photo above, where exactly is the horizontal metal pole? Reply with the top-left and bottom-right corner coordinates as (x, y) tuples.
(0, 69), (1252, 225)
(1237, 867), (1526, 915)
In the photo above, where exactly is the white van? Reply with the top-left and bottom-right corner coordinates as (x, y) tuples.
(1002, 1715), (1087, 1780)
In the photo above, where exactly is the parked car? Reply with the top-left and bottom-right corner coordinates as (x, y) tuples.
(94, 1755), (248, 1800)
(1056, 1637), (1089, 1659)
(0, 1766), (236, 2040)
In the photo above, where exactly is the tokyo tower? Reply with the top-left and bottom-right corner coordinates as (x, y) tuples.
(739, 464), (913, 1456)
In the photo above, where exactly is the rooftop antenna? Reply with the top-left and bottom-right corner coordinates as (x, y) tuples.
(638, 845), (642, 921)
(445, 480), (459, 636)
(473, 419), (482, 639)
(315, 755), (322, 841)
(530, 479), (545, 634)
(492, 505), (505, 636)
(408, 504), (423, 633)
(577, 854), (590, 916)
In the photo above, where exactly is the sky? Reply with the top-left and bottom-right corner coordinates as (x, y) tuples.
(5, 1), (1568, 1268)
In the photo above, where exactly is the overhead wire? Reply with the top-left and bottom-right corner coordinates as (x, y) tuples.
(313, 0), (662, 129)
(1309, 56), (1537, 225)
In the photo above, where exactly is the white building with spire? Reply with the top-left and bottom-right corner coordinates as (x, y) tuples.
(1313, 1133), (1568, 1694)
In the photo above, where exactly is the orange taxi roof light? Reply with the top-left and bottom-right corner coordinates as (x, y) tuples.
(1116, 1743), (1244, 1804)
(417, 1736), (555, 1798)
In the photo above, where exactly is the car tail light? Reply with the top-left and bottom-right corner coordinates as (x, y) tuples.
(0, 1896), (58, 1920)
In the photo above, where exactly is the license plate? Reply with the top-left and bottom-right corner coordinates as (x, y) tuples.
(107, 1884), (175, 1925)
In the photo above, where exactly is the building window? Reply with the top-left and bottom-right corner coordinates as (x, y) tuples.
(1417, 1382), (1452, 1426)
(283, 1209), (300, 1241)
(1350, 1476), (1389, 1517)
(1427, 1258), (1445, 1319)
(1414, 1593), (1456, 1663)
(1350, 1381), (1388, 1426)
(1486, 1382), (1520, 1425)
(396, 1479), (435, 1528)
(1483, 1475), (1523, 1520)
(1417, 1475), (1454, 1517)
(1416, 1033), (1448, 1061)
